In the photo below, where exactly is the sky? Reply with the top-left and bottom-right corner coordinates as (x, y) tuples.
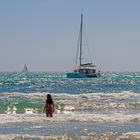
(0, 0), (140, 72)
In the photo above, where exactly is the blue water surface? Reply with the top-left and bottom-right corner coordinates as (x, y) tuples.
(0, 72), (140, 94)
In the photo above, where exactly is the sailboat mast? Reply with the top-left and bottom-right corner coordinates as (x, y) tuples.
(79, 14), (83, 66)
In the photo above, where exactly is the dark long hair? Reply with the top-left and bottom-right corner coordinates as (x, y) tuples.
(47, 94), (53, 105)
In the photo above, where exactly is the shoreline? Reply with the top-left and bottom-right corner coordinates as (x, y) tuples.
(0, 132), (140, 140)
(0, 114), (140, 140)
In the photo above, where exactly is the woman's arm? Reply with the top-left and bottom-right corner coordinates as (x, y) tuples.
(52, 101), (55, 112)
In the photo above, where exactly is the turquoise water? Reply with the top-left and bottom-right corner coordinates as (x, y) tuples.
(0, 72), (140, 94)
(0, 72), (140, 114)
(0, 72), (140, 138)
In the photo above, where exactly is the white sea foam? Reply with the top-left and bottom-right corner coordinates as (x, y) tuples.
(0, 112), (140, 124)
(0, 92), (140, 120)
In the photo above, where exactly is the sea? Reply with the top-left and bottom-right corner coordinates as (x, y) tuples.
(1, 72), (140, 93)
(0, 72), (140, 114)
(0, 72), (140, 139)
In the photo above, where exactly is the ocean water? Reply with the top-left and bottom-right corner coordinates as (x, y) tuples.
(0, 72), (140, 94)
(0, 72), (140, 138)
(0, 72), (140, 114)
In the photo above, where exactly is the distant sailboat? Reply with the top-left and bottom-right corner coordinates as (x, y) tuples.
(67, 14), (100, 78)
(22, 64), (28, 72)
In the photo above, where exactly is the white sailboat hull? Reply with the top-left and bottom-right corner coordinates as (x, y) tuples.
(67, 72), (100, 78)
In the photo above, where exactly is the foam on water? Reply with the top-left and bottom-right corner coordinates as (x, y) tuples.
(0, 92), (140, 116)
(0, 112), (140, 140)
(1, 72), (140, 138)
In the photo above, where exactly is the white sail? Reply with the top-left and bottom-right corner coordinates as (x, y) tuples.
(67, 14), (100, 78)
(22, 64), (28, 72)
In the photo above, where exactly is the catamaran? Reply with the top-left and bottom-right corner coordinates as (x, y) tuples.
(67, 14), (100, 78)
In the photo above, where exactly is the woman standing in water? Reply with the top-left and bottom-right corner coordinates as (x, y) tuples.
(43, 94), (54, 117)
